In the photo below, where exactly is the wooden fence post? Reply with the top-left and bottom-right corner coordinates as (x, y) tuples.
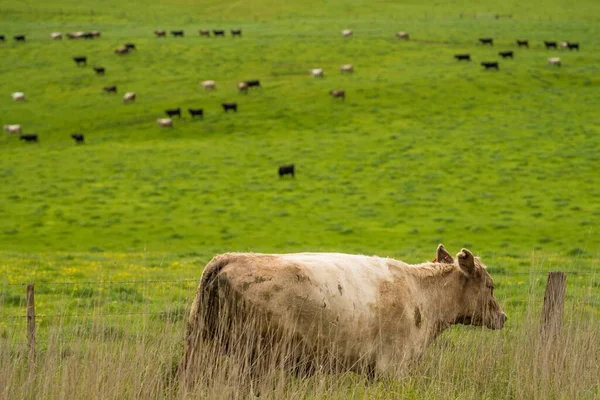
(27, 284), (35, 377)
(542, 272), (566, 339)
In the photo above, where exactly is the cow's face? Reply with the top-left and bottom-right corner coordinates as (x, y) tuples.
(455, 249), (506, 330)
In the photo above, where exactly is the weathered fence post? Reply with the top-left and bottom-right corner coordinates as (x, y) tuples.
(27, 284), (35, 377)
(542, 272), (566, 339)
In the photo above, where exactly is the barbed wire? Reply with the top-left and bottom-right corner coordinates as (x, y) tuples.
(4, 311), (185, 319)
(2, 279), (198, 286)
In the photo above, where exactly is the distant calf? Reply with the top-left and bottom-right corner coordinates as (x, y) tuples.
(341, 29), (353, 37)
(213, 30), (225, 37)
(165, 108), (181, 118)
(201, 80), (216, 90)
(12, 92), (25, 101)
(93, 67), (105, 75)
(71, 133), (84, 144)
(123, 92), (136, 103)
(222, 103), (237, 112)
(544, 41), (557, 49)
(498, 51), (513, 59)
(340, 64), (353, 73)
(238, 82), (248, 93)
(310, 68), (324, 78)
(567, 42), (579, 51)
(154, 30), (166, 37)
(245, 80), (261, 88)
(329, 89), (345, 100)
(124, 43), (136, 51)
(14, 35), (26, 42)
(199, 29), (210, 37)
(481, 61), (499, 70)
(548, 57), (561, 67)
(114, 47), (130, 55)
(171, 30), (184, 37)
(104, 85), (117, 94)
(396, 32), (409, 40)
(188, 108), (204, 118)
(73, 56), (87, 66)
(516, 39), (529, 47)
(20, 134), (38, 142)
(479, 37), (493, 45)
(231, 29), (242, 37)
(51, 32), (63, 40)
(278, 164), (295, 178)
(454, 54), (471, 61)
(4, 124), (22, 134)
(157, 118), (173, 128)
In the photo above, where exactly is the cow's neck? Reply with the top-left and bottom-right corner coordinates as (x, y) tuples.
(409, 263), (465, 342)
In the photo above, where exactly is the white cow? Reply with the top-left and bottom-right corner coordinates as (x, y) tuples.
(50, 32), (62, 40)
(157, 118), (173, 128)
(11, 92), (25, 101)
(548, 57), (561, 67)
(123, 92), (136, 103)
(396, 32), (410, 40)
(4, 124), (22, 134)
(310, 68), (324, 78)
(340, 64), (353, 73)
(201, 80), (216, 90)
(342, 29), (353, 37)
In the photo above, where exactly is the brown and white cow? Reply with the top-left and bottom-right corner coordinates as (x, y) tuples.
(181, 245), (506, 380)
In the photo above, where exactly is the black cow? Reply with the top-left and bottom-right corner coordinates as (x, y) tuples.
(213, 30), (225, 37)
(104, 85), (117, 94)
(93, 67), (105, 75)
(82, 32), (94, 39)
(14, 35), (26, 42)
(222, 103), (237, 112)
(516, 39), (529, 47)
(124, 43), (136, 50)
(0, 35), (5, 41)
(73, 56), (87, 66)
(278, 164), (295, 178)
(245, 80), (261, 88)
(165, 108), (181, 118)
(498, 51), (514, 59)
(567, 42), (579, 51)
(188, 108), (204, 118)
(171, 30), (184, 37)
(20, 134), (38, 142)
(231, 29), (242, 37)
(544, 41), (557, 49)
(479, 37), (493, 45)
(454, 54), (471, 61)
(481, 61), (499, 70)
(71, 133), (84, 144)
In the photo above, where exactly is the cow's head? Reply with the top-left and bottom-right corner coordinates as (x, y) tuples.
(454, 248), (506, 330)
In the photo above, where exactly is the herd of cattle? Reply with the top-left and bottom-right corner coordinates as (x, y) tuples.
(3, 28), (581, 150)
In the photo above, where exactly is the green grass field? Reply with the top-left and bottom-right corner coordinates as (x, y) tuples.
(1, 0), (599, 397)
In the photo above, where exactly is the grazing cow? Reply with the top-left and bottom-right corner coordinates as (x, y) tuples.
(238, 82), (248, 93)
(82, 32), (94, 39)
(201, 80), (216, 90)
(4, 124), (22, 134)
(71, 133), (84, 144)
(180, 245), (506, 381)
(548, 57), (561, 67)
(222, 103), (238, 112)
(104, 85), (117, 94)
(124, 43), (136, 51)
(516, 39), (529, 47)
(329, 89), (345, 100)
(73, 56), (87, 66)
(544, 41), (557, 49)
(396, 32), (410, 40)
(123, 92), (136, 103)
(20, 134), (38, 142)
(90, 31), (101, 38)
(114, 47), (130, 55)
(67, 32), (84, 39)
(14, 35), (26, 42)
(231, 29), (242, 37)
(310, 68), (324, 78)
(199, 29), (210, 37)
(155, 30), (166, 37)
(0, 35), (5, 41)
(245, 80), (261, 88)
(157, 118), (173, 128)
(498, 51), (514, 59)
(342, 29), (353, 37)
(567, 42), (579, 51)
(479, 37), (493, 45)
(12, 92), (25, 101)
(188, 108), (204, 118)
(559, 41), (569, 50)
(51, 32), (63, 40)
(171, 30), (184, 37)
(213, 30), (225, 37)
(454, 54), (471, 61)
(340, 64), (354, 73)
(481, 61), (499, 70)
(165, 108), (181, 118)
(278, 164), (295, 178)
(93, 67), (105, 75)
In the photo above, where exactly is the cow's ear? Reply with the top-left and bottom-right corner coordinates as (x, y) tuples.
(457, 248), (476, 277)
(436, 244), (454, 264)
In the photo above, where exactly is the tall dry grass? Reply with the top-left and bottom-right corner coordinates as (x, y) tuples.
(1, 292), (598, 399)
